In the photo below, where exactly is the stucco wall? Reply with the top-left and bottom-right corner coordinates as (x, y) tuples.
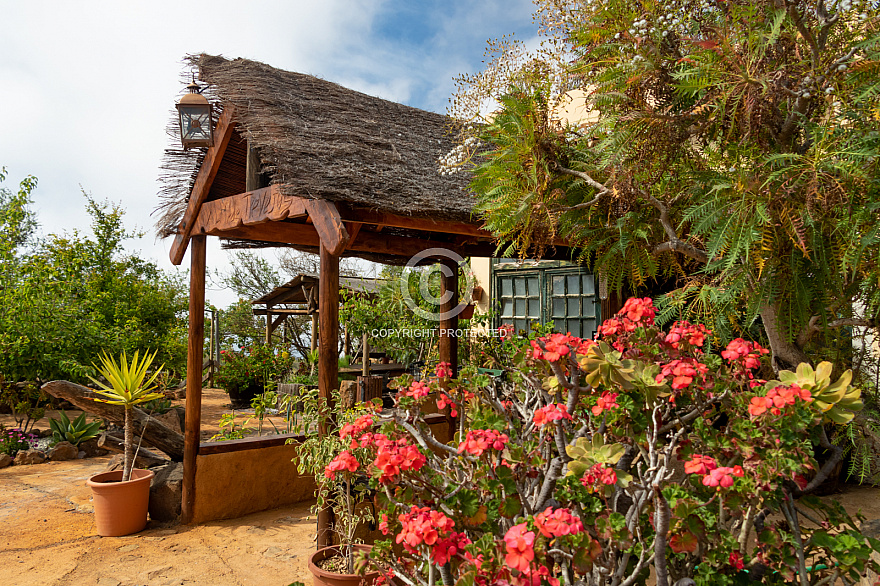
(193, 442), (316, 524)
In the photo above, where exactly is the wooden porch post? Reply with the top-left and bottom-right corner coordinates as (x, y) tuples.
(439, 259), (459, 377)
(317, 242), (339, 548)
(438, 259), (459, 444)
(182, 235), (206, 525)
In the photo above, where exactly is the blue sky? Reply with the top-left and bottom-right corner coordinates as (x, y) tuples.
(0, 0), (536, 307)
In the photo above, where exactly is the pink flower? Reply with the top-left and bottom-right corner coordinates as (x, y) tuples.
(533, 403), (572, 427)
(458, 429), (509, 457)
(340, 415), (374, 439)
(324, 451), (359, 479)
(400, 380), (430, 400)
(683, 455), (717, 475)
(591, 391), (620, 416)
(655, 358), (709, 390)
(620, 297), (656, 325)
(534, 507), (584, 538)
(748, 384), (812, 417)
(436, 394), (458, 417)
(581, 463), (618, 490)
(503, 523), (535, 572)
(435, 361), (453, 379)
(722, 338), (768, 373)
(665, 321), (710, 350)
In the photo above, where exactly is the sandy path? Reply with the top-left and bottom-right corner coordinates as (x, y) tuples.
(0, 457), (316, 586)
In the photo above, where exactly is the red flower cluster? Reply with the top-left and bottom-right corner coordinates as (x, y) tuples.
(400, 380), (430, 400)
(580, 463), (618, 490)
(458, 429), (509, 457)
(324, 450), (359, 479)
(533, 403), (572, 427)
(534, 507), (584, 538)
(620, 297), (656, 325)
(665, 321), (709, 351)
(435, 361), (453, 379)
(729, 551), (745, 570)
(655, 358), (708, 390)
(591, 391), (620, 416)
(340, 415), (374, 440)
(530, 333), (596, 361)
(748, 384), (812, 417)
(436, 393), (458, 417)
(373, 439), (427, 483)
(721, 338), (768, 371)
(684, 455), (744, 489)
(498, 323), (515, 340)
(396, 506), (470, 566)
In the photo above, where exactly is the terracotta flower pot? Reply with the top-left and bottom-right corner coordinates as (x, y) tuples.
(86, 468), (154, 537)
(308, 544), (379, 586)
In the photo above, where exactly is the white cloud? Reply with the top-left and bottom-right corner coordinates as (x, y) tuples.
(0, 0), (534, 308)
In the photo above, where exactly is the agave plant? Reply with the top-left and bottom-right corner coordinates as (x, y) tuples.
(48, 411), (102, 447)
(88, 350), (164, 481)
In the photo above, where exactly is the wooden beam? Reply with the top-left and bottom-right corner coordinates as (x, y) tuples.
(304, 199), (349, 256)
(317, 243), (339, 548)
(170, 106), (237, 266)
(210, 222), (499, 258)
(191, 186), (308, 235)
(252, 308), (310, 316)
(182, 235), (206, 525)
(344, 222), (361, 250)
(268, 313), (287, 335)
(337, 205), (492, 239)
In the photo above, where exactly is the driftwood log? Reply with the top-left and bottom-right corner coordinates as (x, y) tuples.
(98, 433), (169, 468)
(42, 380), (184, 461)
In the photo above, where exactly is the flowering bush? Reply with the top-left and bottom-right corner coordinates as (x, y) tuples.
(214, 345), (293, 406)
(335, 299), (878, 586)
(0, 424), (34, 457)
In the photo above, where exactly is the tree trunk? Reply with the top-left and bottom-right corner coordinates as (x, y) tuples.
(41, 380), (184, 460)
(123, 406), (133, 482)
(760, 302), (811, 372)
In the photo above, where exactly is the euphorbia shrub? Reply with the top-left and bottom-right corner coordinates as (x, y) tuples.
(335, 299), (879, 586)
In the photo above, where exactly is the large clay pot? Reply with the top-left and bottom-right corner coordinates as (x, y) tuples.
(308, 544), (379, 586)
(227, 383), (262, 408)
(86, 468), (154, 537)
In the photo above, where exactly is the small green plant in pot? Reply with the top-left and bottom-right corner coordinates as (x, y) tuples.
(88, 350), (165, 481)
(48, 411), (102, 447)
(85, 350), (164, 537)
(291, 389), (379, 584)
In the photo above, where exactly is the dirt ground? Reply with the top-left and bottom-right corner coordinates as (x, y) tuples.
(0, 457), (316, 586)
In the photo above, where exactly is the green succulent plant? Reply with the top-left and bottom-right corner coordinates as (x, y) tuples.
(88, 350), (164, 481)
(774, 361), (863, 424)
(48, 411), (102, 447)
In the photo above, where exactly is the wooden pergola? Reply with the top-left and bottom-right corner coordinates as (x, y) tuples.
(157, 55), (580, 539)
(252, 273), (385, 350)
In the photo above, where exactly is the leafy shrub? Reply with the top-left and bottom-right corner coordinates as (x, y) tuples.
(0, 425), (34, 457)
(0, 379), (50, 434)
(215, 345), (293, 396)
(48, 411), (102, 446)
(331, 298), (879, 586)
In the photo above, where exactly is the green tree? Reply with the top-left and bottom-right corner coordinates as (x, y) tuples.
(0, 184), (188, 385)
(453, 0), (880, 371)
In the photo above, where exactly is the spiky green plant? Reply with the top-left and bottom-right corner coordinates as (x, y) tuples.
(88, 350), (164, 481)
(48, 411), (102, 447)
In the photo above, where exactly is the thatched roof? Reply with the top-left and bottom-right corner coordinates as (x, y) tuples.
(155, 54), (475, 240)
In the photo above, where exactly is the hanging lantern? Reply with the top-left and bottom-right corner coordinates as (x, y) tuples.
(176, 81), (213, 149)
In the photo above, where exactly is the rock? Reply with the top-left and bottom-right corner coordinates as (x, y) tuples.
(860, 519), (880, 586)
(47, 441), (79, 461)
(79, 437), (108, 458)
(105, 453), (168, 472)
(152, 410), (182, 433)
(149, 461), (183, 522)
(0, 453), (13, 468)
(117, 543), (140, 552)
(96, 578), (121, 586)
(13, 449), (47, 465)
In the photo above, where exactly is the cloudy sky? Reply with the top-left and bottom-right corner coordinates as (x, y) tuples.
(0, 0), (535, 307)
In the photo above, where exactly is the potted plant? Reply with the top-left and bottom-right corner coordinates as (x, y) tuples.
(85, 350), (164, 537)
(292, 388), (380, 586)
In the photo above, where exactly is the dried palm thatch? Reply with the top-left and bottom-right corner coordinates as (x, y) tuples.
(155, 54), (475, 240)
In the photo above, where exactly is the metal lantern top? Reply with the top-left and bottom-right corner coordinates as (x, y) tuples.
(176, 81), (214, 149)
